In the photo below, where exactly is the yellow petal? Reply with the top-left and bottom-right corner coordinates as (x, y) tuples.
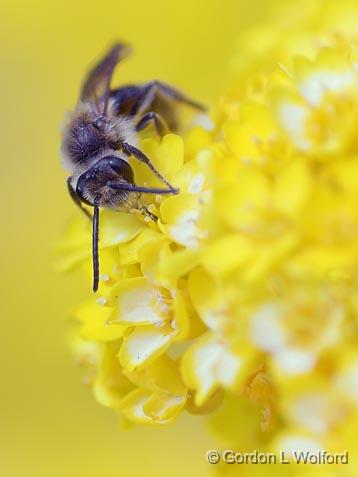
(124, 355), (186, 396)
(201, 234), (255, 276)
(93, 342), (133, 408)
(274, 159), (312, 215)
(172, 150), (213, 193)
(54, 217), (93, 272)
(132, 134), (183, 188)
(120, 387), (185, 425)
(72, 297), (124, 342)
(242, 233), (299, 283)
(119, 389), (155, 425)
(138, 238), (171, 284)
(119, 324), (176, 371)
(143, 392), (186, 422)
(155, 247), (201, 288)
(224, 102), (276, 163)
(110, 277), (169, 325)
(99, 210), (145, 248)
(159, 194), (205, 247)
(171, 289), (190, 341)
(215, 165), (270, 231)
(117, 228), (164, 266)
(329, 158), (358, 202)
(187, 268), (227, 331)
(184, 126), (212, 161)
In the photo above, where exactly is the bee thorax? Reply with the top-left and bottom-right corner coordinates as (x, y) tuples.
(60, 100), (138, 173)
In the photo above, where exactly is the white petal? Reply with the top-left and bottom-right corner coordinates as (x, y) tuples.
(300, 70), (355, 106)
(188, 173), (205, 194)
(193, 340), (223, 399)
(335, 361), (358, 403)
(277, 102), (310, 150)
(119, 286), (167, 325)
(217, 347), (242, 386)
(170, 210), (201, 248)
(250, 304), (285, 352)
(120, 326), (175, 371)
(291, 394), (330, 434)
(274, 349), (316, 375)
(279, 435), (324, 457)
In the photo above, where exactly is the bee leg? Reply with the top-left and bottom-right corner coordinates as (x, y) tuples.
(138, 205), (158, 222)
(151, 81), (206, 111)
(136, 111), (168, 136)
(92, 204), (100, 292)
(130, 80), (206, 116)
(67, 177), (92, 220)
(122, 142), (176, 191)
(108, 182), (179, 195)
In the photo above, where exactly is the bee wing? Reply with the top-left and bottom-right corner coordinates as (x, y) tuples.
(80, 43), (131, 113)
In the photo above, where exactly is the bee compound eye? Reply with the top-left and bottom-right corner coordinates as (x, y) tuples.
(76, 170), (95, 206)
(107, 157), (134, 183)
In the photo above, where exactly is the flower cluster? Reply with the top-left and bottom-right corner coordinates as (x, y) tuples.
(58, 0), (358, 471)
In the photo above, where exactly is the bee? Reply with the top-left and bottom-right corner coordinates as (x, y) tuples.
(60, 43), (205, 292)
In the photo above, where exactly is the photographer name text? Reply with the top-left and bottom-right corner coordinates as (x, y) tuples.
(205, 449), (349, 465)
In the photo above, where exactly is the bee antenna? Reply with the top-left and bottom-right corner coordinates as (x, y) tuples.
(92, 204), (100, 292)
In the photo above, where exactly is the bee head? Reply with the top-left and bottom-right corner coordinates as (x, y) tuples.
(76, 156), (138, 209)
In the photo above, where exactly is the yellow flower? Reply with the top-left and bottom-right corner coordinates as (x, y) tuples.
(60, 2), (358, 461)
(109, 273), (190, 372)
(181, 331), (252, 406)
(119, 355), (187, 425)
(249, 282), (344, 375)
(270, 48), (358, 156)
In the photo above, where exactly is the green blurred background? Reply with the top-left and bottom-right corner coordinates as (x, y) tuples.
(0, 1), (266, 475)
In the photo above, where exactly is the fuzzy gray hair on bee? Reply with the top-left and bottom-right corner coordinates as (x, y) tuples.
(60, 43), (205, 292)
